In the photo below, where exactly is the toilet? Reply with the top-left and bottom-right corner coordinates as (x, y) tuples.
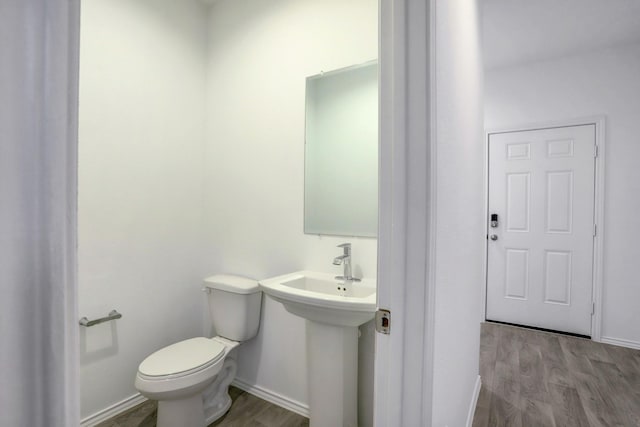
(135, 275), (262, 427)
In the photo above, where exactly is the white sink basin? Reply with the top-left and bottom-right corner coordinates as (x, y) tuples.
(259, 270), (376, 327)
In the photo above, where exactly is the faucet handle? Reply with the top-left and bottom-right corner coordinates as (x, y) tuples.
(337, 243), (351, 255)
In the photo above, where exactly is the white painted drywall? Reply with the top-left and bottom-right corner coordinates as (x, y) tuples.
(78, 0), (209, 418)
(485, 43), (640, 347)
(431, 0), (485, 425)
(203, 0), (378, 424)
(482, 0), (640, 70)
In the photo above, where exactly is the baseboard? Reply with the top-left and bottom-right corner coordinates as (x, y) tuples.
(465, 375), (482, 427)
(80, 393), (147, 427)
(80, 380), (308, 426)
(601, 336), (640, 350)
(232, 377), (309, 418)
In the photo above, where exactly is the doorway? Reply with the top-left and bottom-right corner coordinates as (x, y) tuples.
(485, 121), (604, 337)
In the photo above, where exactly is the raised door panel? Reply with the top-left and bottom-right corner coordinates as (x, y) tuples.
(544, 250), (572, 305)
(546, 171), (573, 234)
(504, 249), (529, 299)
(506, 173), (530, 232)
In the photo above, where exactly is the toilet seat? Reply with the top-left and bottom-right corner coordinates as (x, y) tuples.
(138, 337), (226, 380)
(135, 337), (229, 400)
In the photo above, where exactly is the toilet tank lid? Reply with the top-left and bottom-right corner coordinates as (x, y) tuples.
(203, 274), (260, 294)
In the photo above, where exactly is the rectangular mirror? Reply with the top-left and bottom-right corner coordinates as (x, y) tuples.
(304, 61), (378, 237)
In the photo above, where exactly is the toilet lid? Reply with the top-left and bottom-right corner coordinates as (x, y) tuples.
(138, 337), (225, 377)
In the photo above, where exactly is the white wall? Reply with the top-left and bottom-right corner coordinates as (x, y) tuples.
(485, 43), (640, 348)
(78, 0), (208, 418)
(432, 0), (485, 425)
(203, 0), (378, 424)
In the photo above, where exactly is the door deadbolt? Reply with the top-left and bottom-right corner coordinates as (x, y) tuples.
(490, 213), (499, 228)
(490, 234), (498, 241)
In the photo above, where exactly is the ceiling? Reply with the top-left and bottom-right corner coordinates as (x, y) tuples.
(482, 0), (640, 69)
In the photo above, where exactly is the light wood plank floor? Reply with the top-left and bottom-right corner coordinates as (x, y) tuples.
(97, 386), (309, 427)
(473, 322), (640, 427)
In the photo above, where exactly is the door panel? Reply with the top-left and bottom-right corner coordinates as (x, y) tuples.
(546, 171), (573, 233)
(487, 125), (596, 335)
(544, 250), (572, 304)
(506, 173), (530, 232)
(505, 248), (529, 299)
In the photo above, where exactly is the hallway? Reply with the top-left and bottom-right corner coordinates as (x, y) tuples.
(473, 322), (640, 426)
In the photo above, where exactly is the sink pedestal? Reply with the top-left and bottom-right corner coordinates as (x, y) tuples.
(306, 321), (358, 427)
(259, 271), (375, 427)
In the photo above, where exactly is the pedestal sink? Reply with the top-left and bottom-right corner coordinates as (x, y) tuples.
(259, 271), (376, 427)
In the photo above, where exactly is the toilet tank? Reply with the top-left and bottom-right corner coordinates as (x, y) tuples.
(203, 274), (262, 342)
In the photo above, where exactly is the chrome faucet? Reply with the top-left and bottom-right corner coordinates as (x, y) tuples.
(333, 243), (361, 282)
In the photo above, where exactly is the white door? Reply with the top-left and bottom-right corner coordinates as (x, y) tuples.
(486, 125), (596, 336)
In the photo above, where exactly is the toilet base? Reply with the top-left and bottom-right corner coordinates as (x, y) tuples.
(157, 393), (205, 427)
(203, 358), (237, 424)
(153, 358), (238, 427)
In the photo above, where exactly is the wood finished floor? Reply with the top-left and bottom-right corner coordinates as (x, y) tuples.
(473, 322), (640, 427)
(97, 386), (309, 427)
(96, 323), (640, 427)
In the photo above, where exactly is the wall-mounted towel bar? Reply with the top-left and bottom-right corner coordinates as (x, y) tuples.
(79, 310), (122, 327)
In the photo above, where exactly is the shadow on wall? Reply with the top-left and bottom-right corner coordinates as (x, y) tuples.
(229, 296), (267, 383)
(80, 322), (120, 364)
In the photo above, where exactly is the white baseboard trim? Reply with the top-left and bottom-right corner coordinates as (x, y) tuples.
(601, 336), (640, 350)
(80, 379), (309, 425)
(232, 377), (309, 418)
(80, 393), (147, 427)
(465, 375), (482, 427)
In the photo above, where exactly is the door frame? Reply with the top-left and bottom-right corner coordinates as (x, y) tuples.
(374, 0), (435, 425)
(482, 116), (606, 342)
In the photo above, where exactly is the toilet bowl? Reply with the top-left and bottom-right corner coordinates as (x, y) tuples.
(134, 275), (262, 427)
